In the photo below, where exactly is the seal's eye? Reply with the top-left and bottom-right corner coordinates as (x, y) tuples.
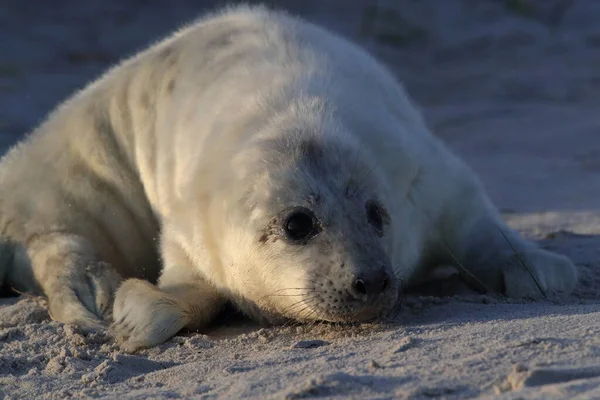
(366, 200), (385, 234)
(284, 208), (319, 243)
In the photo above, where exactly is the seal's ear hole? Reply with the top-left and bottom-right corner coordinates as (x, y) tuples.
(366, 200), (387, 235)
(283, 207), (320, 244)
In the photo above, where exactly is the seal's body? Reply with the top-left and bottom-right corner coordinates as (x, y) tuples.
(0, 6), (576, 351)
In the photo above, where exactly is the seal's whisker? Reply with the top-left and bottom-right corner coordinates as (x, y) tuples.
(281, 311), (309, 329)
(353, 163), (378, 197)
(302, 304), (325, 327)
(285, 300), (324, 326)
(279, 298), (322, 329)
(280, 297), (314, 313)
(406, 189), (494, 295)
(259, 293), (311, 306)
(271, 287), (314, 293)
(436, 235), (495, 294)
(392, 270), (404, 281)
(279, 295), (320, 316)
(281, 319), (302, 330)
(494, 224), (547, 298)
(284, 297), (320, 314)
(258, 287), (313, 302)
(295, 305), (316, 321)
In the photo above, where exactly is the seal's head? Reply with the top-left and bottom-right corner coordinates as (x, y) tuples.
(220, 121), (399, 325)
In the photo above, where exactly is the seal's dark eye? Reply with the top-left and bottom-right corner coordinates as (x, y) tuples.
(284, 208), (318, 243)
(366, 201), (385, 234)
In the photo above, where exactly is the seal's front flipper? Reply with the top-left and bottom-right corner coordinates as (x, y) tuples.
(111, 236), (226, 353)
(111, 278), (190, 352)
(111, 277), (226, 353)
(25, 232), (122, 331)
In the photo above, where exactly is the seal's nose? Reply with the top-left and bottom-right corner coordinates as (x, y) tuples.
(350, 268), (391, 300)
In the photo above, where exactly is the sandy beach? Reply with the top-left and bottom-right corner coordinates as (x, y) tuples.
(1, 1), (599, 398)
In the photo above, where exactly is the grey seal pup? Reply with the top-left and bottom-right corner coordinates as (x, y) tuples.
(0, 5), (577, 352)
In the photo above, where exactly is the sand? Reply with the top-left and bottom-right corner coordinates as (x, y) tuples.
(1, 1), (599, 399)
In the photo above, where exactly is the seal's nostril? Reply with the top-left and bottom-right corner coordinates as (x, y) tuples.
(353, 278), (367, 295)
(351, 271), (391, 299)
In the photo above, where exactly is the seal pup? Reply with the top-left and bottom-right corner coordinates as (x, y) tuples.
(0, 5), (577, 352)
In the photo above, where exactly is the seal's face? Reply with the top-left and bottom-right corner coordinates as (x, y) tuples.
(258, 198), (398, 323)
(226, 133), (399, 324)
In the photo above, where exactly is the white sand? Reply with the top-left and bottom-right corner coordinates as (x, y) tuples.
(1, 1), (599, 399)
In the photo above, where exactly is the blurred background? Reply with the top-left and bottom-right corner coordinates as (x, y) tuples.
(0, 0), (599, 226)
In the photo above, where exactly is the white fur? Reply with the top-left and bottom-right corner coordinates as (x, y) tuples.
(0, 5), (577, 352)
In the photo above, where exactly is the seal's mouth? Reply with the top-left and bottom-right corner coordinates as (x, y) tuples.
(311, 300), (397, 324)
(282, 289), (399, 324)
